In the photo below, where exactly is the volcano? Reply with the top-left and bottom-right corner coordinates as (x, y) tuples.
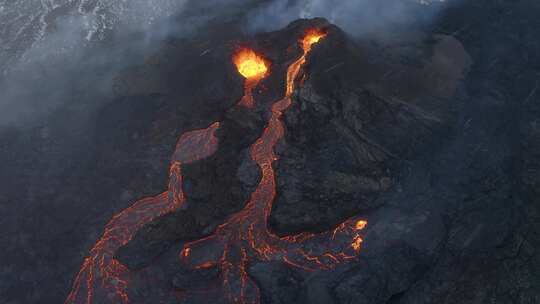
(3, 1), (540, 304)
(62, 18), (472, 304)
(66, 20), (370, 304)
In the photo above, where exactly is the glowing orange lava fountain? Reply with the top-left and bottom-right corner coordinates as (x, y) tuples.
(180, 29), (367, 304)
(66, 28), (366, 304)
(233, 48), (268, 108)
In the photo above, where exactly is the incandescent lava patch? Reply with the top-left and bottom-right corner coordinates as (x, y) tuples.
(234, 48), (268, 80)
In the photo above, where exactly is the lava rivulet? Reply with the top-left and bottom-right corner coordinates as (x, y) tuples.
(65, 123), (221, 304)
(233, 48), (269, 108)
(66, 29), (367, 304)
(180, 29), (367, 304)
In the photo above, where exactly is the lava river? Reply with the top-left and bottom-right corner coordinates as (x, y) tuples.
(66, 28), (367, 304)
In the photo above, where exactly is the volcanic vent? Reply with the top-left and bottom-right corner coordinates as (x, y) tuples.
(234, 48), (269, 108)
(177, 28), (367, 304)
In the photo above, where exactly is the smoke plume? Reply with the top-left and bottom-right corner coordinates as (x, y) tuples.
(0, 0), (447, 127)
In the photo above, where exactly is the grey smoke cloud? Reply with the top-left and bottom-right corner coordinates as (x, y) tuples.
(0, 0), (446, 127)
(246, 0), (446, 35)
(0, 0), (189, 127)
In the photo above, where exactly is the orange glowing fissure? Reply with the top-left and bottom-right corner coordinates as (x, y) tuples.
(66, 29), (367, 304)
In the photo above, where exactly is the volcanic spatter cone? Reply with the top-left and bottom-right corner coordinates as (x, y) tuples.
(67, 18), (468, 304)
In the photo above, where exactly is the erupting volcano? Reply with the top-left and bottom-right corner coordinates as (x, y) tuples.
(180, 29), (366, 304)
(66, 27), (367, 304)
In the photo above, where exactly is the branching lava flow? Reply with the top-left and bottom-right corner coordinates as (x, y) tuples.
(65, 123), (221, 304)
(233, 48), (269, 108)
(179, 29), (367, 304)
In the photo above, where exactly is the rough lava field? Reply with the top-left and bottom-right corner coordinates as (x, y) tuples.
(1, 1), (540, 304)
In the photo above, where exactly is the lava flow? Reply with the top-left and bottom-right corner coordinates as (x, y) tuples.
(179, 29), (367, 304)
(65, 123), (221, 304)
(66, 28), (367, 304)
(233, 48), (269, 107)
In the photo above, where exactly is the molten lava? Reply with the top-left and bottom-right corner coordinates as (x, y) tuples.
(356, 220), (368, 230)
(234, 49), (268, 80)
(302, 28), (327, 53)
(65, 123), (221, 304)
(66, 28), (367, 304)
(179, 29), (367, 304)
(234, 49), (269, 108)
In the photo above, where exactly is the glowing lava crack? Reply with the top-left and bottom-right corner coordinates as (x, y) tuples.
(66, 28), (367, 304)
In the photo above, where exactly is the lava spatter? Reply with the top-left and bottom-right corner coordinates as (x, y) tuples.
(233, 48), (269, 108)
(65, 123), (221, 304)
(180, 29), (367, 304)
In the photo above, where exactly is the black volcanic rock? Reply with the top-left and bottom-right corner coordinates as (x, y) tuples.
(4, 1), (540, 303)
(115, 17), (473, 278)
(249, 262), (306, 304)
(333, 242), (430, 303)
(270, 24), (470, 235)
(115, 18), (336, 267)
(118, 18), (470, 268)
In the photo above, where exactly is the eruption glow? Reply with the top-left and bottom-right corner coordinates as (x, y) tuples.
(233, 48), (269, 108)
(179, 29), (367, 304)
(65, 123), (221, 304)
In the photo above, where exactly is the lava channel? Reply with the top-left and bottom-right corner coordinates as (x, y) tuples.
(65, 46), (270, 304)
(64, 122), (222, 304)
(179, 29), (368, 304)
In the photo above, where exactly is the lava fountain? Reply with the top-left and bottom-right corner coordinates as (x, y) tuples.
(179, 29), (367, 304)
(233, 48), (269, 107)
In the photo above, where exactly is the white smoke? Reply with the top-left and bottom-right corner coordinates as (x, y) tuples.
(0, 0), (189, 73)
(0, 0), (447, 127)
(0, 0), (190, 126)
(246, 0), (447, 35)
